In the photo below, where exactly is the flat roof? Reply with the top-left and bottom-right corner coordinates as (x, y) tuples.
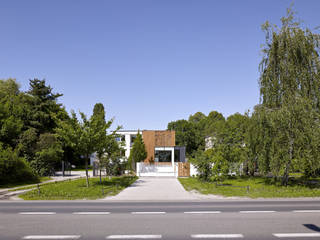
(116, 129), (173, 132)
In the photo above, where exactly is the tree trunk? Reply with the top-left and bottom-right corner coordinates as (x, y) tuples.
(282, 137), (293, 186)
(131, 158), (136, 172)
(99, 169), (102, 184)
(85, 156), (89, 187)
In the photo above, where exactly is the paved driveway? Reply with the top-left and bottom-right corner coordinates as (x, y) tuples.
(103, 177), (198, 201)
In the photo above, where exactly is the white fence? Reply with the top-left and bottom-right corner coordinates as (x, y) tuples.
(136, 163), (178, 177)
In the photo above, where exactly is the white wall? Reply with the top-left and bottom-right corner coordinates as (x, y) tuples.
(116, 131), (139, 158)
(136, 162), (178, 177)
(190, 163), (198, 177)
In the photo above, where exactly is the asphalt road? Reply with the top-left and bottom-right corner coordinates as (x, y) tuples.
(0, 200), (320, 240)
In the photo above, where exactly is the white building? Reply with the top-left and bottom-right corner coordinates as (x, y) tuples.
(115, 130), (140, 159)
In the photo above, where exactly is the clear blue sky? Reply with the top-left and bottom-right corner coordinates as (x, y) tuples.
(1, 0), (319, 129)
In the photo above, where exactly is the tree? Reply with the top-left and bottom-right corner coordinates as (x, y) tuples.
(189, 150), (213, 181)
(221, 113), (249, 175)
(168, 111), (226, 156)
(128, 131), (147, 171)
(27, 79), (67, 134)
(0, 79), (24, 148)
(204, 111), (225, 137)
(57, 103), (117, 187)
(90, 103), (122, 182)
(167, 119), (201, 155)
(257, 7), (320, 184)
(30, 133), (63, 176)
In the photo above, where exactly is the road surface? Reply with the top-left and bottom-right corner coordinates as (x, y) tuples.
(0, 200), (320, 240)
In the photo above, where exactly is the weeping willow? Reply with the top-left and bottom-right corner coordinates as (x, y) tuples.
(255, 7), (320, 185)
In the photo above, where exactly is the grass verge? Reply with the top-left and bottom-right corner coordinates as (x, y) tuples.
(0, 177), (52, 189)
(179, 176), (320, 198)
(20, 176), (137, 200)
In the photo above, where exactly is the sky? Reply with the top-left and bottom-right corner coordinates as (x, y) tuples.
(1, 0), (319, 130)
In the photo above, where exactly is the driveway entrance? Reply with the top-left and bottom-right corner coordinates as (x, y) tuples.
(103, 177), (197, 201)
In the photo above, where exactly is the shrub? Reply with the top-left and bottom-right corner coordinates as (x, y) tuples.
(0, 143), (38, 185)
(30, 133), (63, 176)
(190, 150), (213, 181)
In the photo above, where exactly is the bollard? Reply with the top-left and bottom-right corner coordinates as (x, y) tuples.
(246, 185), (250, 193)
(37, 184), (40, 195)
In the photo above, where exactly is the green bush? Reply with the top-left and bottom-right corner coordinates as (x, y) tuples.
(0, 144), (38, 185)
(30, 133), (63, 176)
(190, 150), (213, 181)
(190, 148), (230, 182)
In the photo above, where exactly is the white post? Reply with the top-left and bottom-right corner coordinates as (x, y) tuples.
(136, 162), (140, 177)
(171, 148), (174, 168)
(125, 134), (131, 158)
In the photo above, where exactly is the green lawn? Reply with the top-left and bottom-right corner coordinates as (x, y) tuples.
(20, 176), (137, 200)
(0, 177), (52, 189)
(179, 176), (320, 198)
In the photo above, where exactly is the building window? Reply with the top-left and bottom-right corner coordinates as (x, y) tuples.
(155, 150), (172, 162)
(116, 135), (126, 142)
(130, 135), (136, 146)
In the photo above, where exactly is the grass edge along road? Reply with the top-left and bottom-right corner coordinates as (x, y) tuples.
(179, 176), (320, 198)
(20, 176), (137, 200)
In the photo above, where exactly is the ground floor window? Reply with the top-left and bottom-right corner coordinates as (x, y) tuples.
(155, 150), (172, 162)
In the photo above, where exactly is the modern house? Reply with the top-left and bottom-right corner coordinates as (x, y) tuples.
(115, 130), (188, 177)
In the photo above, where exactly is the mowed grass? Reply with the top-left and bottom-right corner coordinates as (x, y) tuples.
(20, 176), (137, 200)
(0, 177), (52, 189)
(179, 176), (320, 198)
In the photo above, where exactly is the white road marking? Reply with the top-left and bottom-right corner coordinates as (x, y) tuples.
(23, 235), (81, 239)
(106, 235), (162, 239)
(239, 211), (276, 213)
(184, 211), (221, 214)
(292, 210), (320, 213)
(273, 233), (320, 238)
(19, 212), (56, 215)
(131, 212), (166, 214)
(191, 234), (244, 238)
(72, 212), (110, 215)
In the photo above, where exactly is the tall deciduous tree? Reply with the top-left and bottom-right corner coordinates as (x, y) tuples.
(57, 103), (117, 187)
(257, 7), (320, 184)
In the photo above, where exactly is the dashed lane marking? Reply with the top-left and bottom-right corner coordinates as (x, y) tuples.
(191, 234), (244, 238)
(131, 212), (166, 214)
(273, 233), (320, 238)
(184, 211), (221, 214)
(19, 212), (56, 215)
(239, 211), (276, 213)
(72, 212), (110, 215)
(106, 235), (162, 239)
(292, 210), (320, 213)
(22, 235), (81, 239)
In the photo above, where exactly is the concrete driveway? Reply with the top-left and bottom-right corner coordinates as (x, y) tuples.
(103, 177), (198, 201)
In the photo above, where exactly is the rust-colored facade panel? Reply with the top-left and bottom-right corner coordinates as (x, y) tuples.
(142, 130), (175, 163)
(154, 130), (175, 147)
(142, 131), (155, 163)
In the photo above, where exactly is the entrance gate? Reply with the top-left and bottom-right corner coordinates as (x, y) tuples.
(178, 162), (190, 177)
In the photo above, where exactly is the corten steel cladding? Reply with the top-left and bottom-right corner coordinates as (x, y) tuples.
(142, 130), (175, 163)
